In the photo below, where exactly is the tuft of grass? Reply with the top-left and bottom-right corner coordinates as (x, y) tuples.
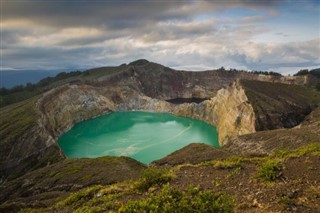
(305, 185), (320, 199)
(62, 165), (83, 174)
(134, 167), (174, 192)
(273, 143), (320, 159)
(258, 160), (281, 181)
(56, 185), (103, 207)
(213, 156), (243, 169)
(279, 195), (297, 211)
(72, 193), (123, 212)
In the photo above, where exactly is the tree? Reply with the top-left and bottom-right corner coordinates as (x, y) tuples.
(294, 69), (309, 76)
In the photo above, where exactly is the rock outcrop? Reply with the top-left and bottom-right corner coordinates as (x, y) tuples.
(206, 81), (256, 145)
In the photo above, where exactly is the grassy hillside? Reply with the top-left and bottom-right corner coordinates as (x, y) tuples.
(0, 66), (128, 108)
(0, 96), (39, 146)
(0, 156), (146, 211)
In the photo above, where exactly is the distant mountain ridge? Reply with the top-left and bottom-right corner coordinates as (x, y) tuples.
(0, 70), (67, 88)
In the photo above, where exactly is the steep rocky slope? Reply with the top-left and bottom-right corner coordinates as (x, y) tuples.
(241, 80), (319, 130)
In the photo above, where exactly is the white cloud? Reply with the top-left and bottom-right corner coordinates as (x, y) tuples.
(1, 0), (319, 74)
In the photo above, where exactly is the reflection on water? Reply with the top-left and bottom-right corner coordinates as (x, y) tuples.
(58, 111), (219, 164)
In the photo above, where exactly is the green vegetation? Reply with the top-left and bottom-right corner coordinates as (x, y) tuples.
(294, 68), (320, 78)
(47, 183), (234, 213)
(56, 185), (103, 207)
(199, 143), (320, 182)
(273, 143), (320, 159)
(293, 69), (310, 76)
(257, 143), (320, 181)
(227, 68), (282, 76)
(120, 184), (234, 213)
(251, 70), (282, 76)
(293, 69), (320, 91)
(212, 156), (243, 169)
(12, 143), (320, 212)
(134, 167), (174, 192)
(258, 160), (281, 181)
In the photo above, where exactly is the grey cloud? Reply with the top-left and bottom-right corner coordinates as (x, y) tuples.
(240, 16), (265, 22)
(2, 46), (105, 70)
(139, 20), (217, 43)
(58, 35), (109, 47)
(3, 1), (188, 29)
(3, 0), (287, 30)
(225, 39), (320, 71)
(2, 0), (319, 75)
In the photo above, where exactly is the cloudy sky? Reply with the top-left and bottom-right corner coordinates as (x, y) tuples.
(1, 0), (320, 74)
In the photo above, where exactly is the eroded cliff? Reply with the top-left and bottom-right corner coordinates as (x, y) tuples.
(36, 79), (256, 148)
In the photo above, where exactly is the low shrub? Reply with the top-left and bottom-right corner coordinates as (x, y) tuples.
(258, 160), (281, 181)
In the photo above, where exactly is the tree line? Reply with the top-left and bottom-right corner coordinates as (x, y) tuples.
(293, 68), (320, 78)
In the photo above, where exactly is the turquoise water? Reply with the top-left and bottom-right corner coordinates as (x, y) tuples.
(58, 111), (219, 164)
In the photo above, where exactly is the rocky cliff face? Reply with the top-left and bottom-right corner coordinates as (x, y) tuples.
(206, 81), (256, 145)
(36, 79), (256, 147)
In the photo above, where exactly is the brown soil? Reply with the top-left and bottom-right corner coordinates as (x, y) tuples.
(170, 154), (320, 213)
